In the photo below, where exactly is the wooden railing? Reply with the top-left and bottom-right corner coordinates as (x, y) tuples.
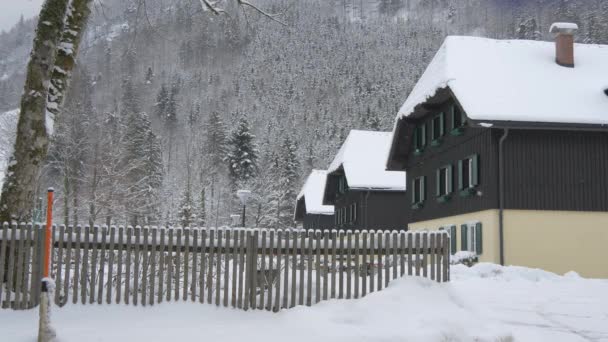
(0, 223), (450, 311)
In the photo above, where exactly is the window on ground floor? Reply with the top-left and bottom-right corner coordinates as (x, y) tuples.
(460, 222), (482, 255)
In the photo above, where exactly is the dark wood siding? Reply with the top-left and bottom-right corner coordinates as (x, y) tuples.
(504, 130), (608, 211)
(406, 117), (499, 222)
(334, 190), (408, 230)
(303, 214), (335, 230)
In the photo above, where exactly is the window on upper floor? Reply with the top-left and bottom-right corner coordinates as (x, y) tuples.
(451, 105), (466, 135)
(458, 154), (479, 196)
(338, 176), (347, 194)
(350, 203), (357, 224)
(436, 164), (453, 201)
(413, 123), (426, 153)
(411, 176), (426, 208)
(431, 112), (445, 145)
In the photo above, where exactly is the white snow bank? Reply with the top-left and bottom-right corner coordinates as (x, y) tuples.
(327, 130), (406, 191)
(296, 169), (334, 215)
(397, 36), (608, 125)
(2, 264), (608, 342)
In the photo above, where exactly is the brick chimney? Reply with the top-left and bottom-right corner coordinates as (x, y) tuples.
(550, 22), (578, 68)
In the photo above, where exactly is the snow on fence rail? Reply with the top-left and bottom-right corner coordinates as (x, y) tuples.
(0, 223), (450, 311)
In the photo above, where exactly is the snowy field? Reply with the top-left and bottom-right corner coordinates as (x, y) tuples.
(1, 263), (607, 342)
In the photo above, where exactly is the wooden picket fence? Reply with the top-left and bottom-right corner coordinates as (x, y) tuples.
(0, 223), (450, 311)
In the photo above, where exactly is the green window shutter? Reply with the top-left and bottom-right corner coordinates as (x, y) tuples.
(421, 123), (427, 147)
(413, 126), (418, 150)
(447, 165), (453, 193)
(439, 112), (445, 136)
(435, 169), (440, 197)
(471, 154), (479, 186)
(450, 106), (455, 130)
(475, 222), (483, 254)
(450, 225), (457, 255)
(431, 119), (435, 141)
(460, 224), (468, 251)
(411, 179), (416, 204)
(421, 176), (426, 202)
(458, 159), (463, 190)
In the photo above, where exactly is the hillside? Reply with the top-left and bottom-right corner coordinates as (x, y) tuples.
(1, 0), (607, 227)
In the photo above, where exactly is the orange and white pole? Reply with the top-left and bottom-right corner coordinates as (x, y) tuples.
(38, 188), (56, 342)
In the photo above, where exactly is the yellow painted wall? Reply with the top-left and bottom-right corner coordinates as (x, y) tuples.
(407, 210), (500, 263)
(504, 210), (608, 278)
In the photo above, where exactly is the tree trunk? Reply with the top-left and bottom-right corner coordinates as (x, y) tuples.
(0, 0), (70, 222)
(0, 0), (92, 223)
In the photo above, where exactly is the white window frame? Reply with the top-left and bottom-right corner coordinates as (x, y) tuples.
(466, 222), (478, 254)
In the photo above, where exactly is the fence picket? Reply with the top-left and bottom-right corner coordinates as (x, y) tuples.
(107, 227), (115, 305)
(207, 229), (215, 305)
(430, 233), (436, 281)
(22, 224), (33, 309)
(116, 226), (125, 304)
(354, 231), (360, 299)
(369, 231), (375, 293)
(236, 229), (243, 308)
(290, 231), (297, 307)
(224, 230), (230, 308)
(407, 232), (413, 276)
(338, 231), (344, 299)
(323, 231), (329, 301)
(266, 230), (274, 311)
(443, 232), (450, 282)
(243, 231), (251, 311)
(182, 229), (189, 302)
(361, 231), (368, 297)
(165, 229), (173, 302)
(422, 232), (428, 279)
(0, 223), (8, 307)
(377, 231), (383, 291)
(150, 228), (157, 305)
(72, 226), (81, 305)
(174, 228), (181, 302)
(116, 227), (124, 304)
(34, 225), (44, 306)
(199, 229), (207, 304)
(190, 229), (198, 303)
(215, 229), (222, 307)
(4, 222), (17, 308)
(133, 227), (141, 306)
(251, 230), (259, 310)
(142, 228), (149, 306)
(306, 230), (313, 307)
(282, 230), (293, 312)
(157, 229), (165, 304)
(392, 231), (398, 281)
(414, 233), (421, 277)
(81, 226), (90, 305)
(298, 232), (305, 306)
(346, 231), (352, 300)
(14, 223), (26, 308)
(330, 230), (337, 299)
(385, 231), (390, 288)
(231, 229), (237, 308)
(273, 230), (281, 312)
(399, 232), (405, 277)
(90, 226), (99, 304)
(124, 227), (133, 305)
(98, 227), (107, 304)
(315, 230), (321, 304)
(259, 230), (266, 309)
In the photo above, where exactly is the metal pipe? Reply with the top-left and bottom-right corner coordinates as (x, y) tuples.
(498, 128), (509, 266)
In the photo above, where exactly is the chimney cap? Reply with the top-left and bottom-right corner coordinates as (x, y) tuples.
(550, 22), (578, 35)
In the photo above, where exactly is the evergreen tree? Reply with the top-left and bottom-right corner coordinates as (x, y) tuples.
(145, 67), (154, 84)
(155, 84), (169, 119)
(178, 185), (195, 227)
(226, 117), (258, 186)
(276, 136), (300, 226)
(123, 111), (163, 225)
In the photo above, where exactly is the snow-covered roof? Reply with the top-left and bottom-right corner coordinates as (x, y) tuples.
(396, 36), (608, 125)
(296, 170), (334, 215)
(328, 130), (406, 191)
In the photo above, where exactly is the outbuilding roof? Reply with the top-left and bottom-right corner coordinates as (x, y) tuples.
(328, 130), (406, 191)
(296, 170), (334, 216)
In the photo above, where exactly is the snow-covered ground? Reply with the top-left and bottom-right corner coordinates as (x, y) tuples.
(1, 263), (607, 342)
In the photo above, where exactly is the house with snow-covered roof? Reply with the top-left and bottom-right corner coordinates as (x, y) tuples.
(323, 130), (408, 230)
(386, 23), (608, 278)
(294, 170), (335, 229)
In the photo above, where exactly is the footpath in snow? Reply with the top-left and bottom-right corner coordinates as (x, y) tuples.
(1, 263), (607, 342)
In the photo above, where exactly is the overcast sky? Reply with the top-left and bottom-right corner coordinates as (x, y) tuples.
(0, 0), (44, 32)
